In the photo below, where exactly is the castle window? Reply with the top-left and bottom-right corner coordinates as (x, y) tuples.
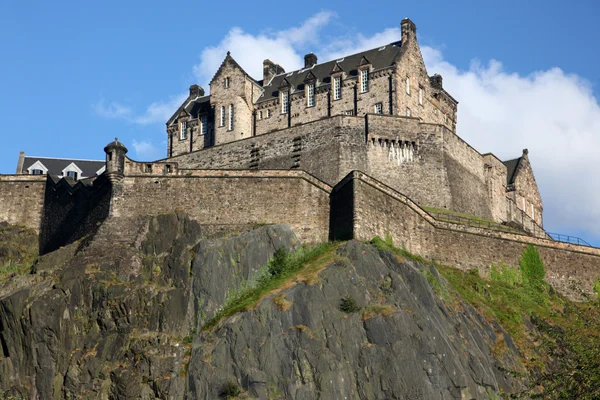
(220, 106), (225, 127)
(306, 83), (315, 107)
(145, 164), (153, 173)
(165, 164), (172, 173)
(333, 76), (341, 100)
(374, 103), (383, 114)
(66, 171), (78, 179)
(200, 115), (208, 135)
(228, 104), (234, 130)
(180, 121), (187, 140)
(406, 76), (410, 94)
(259, 111), (263, 120)
(267, 109), (271, 118)
(406, 107), (411, 117)
(418, 86), (423, 105)
(224, 77), (230, 88)
(344, 110), (354, 116)
(360, 69), (369, 93)
(281, 91), (289, 114)
(31, 169), (44, 175)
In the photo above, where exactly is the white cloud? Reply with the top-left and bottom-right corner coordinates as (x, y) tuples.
(132, 139), (164, 160)
(93, 94), (187, 126)
(93, 100), (132, 119)
(421, 46), (600, 237)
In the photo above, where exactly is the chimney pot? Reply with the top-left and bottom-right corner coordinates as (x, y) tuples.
(304, 52), (318, 68)
(189, 84), (205, 97)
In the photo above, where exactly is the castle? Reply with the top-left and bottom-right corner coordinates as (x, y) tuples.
(1, 18), (599, 299)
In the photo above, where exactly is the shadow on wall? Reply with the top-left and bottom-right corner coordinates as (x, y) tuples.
(39, 174), (112, 255)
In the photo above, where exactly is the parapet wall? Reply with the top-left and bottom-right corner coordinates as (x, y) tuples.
(0, 175), (46, 232)
(110, 170), (332, 244)
(331, 171), (600, 299)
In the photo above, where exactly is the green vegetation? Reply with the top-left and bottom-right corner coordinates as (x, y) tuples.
(0, 263), (33, 284)
(594, 278), (600, 300)
(202, 242), (339, 330)
(220, 381), (241, 398)
(339, 296), (361, 313)
(422, 206), (521, 233)
(370, 235), (427, 263)
(519, 244), (546, 290)
(490, 262), (522, 287)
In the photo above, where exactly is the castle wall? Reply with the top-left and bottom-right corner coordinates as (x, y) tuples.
(110, 170), (331, 244)
(509, 155), (543, 226)
(442, 132), (493, 219)
(483, 154), (509, 222)
(0, 175), (46, 232)
(39, 176), (112, 254)
(333, 171), (600, 299)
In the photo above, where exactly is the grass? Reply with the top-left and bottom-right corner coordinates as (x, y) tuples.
(0, 263), (33, 283)
(202, 242), (340, 330)
(422, 206), (522, 233)
(361, 304), (398, 320)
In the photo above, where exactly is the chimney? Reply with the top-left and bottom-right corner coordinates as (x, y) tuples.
(304, 52), (317, 68)
(263, 59), (285, 85)
(401, 18), (417, 42)
(189, 84), (205, 97)
(16, 151), (25, 174)
(429, 74), (443, 90)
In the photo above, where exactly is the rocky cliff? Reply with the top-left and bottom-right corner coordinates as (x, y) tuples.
(0, 214), (529, 399)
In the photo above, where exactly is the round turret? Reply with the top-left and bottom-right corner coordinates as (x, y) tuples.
(104, 138), (128, 182)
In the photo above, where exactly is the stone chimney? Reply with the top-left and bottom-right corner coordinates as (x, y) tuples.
(304, 53), (317, 68)
(104, 138), (128, 183)
(429, 74), (443, 90)
(401, 18), (417, 42)
(189, 84), (205, 97)
(263, 59), (285, 85)
(16, 151), (25, 174)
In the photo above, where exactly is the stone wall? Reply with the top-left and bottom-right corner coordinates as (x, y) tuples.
(110, 170), (331, 244)
(332, 171), (600, 299)
(39, 175), (112, 254)
(0, 175), (46, 232)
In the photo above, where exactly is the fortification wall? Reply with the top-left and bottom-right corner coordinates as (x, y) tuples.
(39, 175), (112, 254)
(365, 114), (451, 210)
(168, 116), (365, 186)
(442, 131), (493, 219)
(110, 170), (331, 243)
(0, 175), (46, 231)
(332, 171), (600, 299)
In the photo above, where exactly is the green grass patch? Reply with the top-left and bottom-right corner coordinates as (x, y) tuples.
(0, 263), (32, 283)
(202, 242), (340, 330)
(370, 235), (427, 264)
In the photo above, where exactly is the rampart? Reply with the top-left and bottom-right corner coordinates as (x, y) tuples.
(331, 171), (600, 299)
(110, 169), (332, 244)
(0, 175), (46, 232)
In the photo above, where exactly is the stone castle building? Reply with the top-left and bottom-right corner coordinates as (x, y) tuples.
(163, 18), (542, 232)
(7, 18), (598, 298)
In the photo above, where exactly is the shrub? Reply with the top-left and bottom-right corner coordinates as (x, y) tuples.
(267, 247), (289, 277)
(220, 381), (241, 398)
(519, 245), (545, 289)
(593, 278), (600, 300)
(340, 296), (361, 313)
(490, 263), (522, 287)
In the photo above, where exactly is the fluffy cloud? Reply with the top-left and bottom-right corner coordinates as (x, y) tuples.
(421, 47), (600, 237)
(132, 139), (164, 161)
(93, 94), (187, 126)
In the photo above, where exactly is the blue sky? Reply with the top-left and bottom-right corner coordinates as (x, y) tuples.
(1, 0), (600, 243)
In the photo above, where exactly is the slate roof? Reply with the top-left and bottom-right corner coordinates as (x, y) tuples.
(22, 156), (105, 179)
(503, 157), (522, 185)
(257, 41), (405, 103)
(167, 95), (211, 125)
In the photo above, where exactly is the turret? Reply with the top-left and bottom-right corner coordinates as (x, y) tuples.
(103, 138), (128, 182)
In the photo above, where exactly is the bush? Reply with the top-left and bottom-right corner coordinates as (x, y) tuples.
(490, 263), (522, 287)
(519, 245), (545, 289)
(220, 381), (241, 398)
(267, 247), (289, 277)
(340, 296), (361, 313)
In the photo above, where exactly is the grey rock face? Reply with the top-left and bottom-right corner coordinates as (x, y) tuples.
(0, 216), (521, 399)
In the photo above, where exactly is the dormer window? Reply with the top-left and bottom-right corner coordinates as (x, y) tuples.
(281, 91), (289, 114)
(31, 169), (44, 175)
(200, 115), (208, 135)
(220, 106), (225, 127)
(360, 69), (369, 93)
(406, 76), (411, 94)
(306, 83), (315, 107)
(224, 77), (230, 88)
(333, 76), (341, 100)
(180, 121), (187, 140)
(66, 171), (78, 179)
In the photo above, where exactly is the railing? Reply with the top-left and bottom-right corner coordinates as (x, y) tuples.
(427, 210), (594, 248)
(548, 233), (592, 247)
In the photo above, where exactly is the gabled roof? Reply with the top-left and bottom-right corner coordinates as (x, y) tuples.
(258, 41), (404, 103)
(22, 156), (104, 178)
(503, 157), (522, 185)
(167, 95), (211, 126)
(210, 51), (259, 86)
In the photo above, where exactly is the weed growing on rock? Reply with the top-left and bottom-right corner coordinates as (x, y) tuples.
(340, 296), (361, 313)
(370, 236), (427, 263)
(220, 381), (241, 398)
